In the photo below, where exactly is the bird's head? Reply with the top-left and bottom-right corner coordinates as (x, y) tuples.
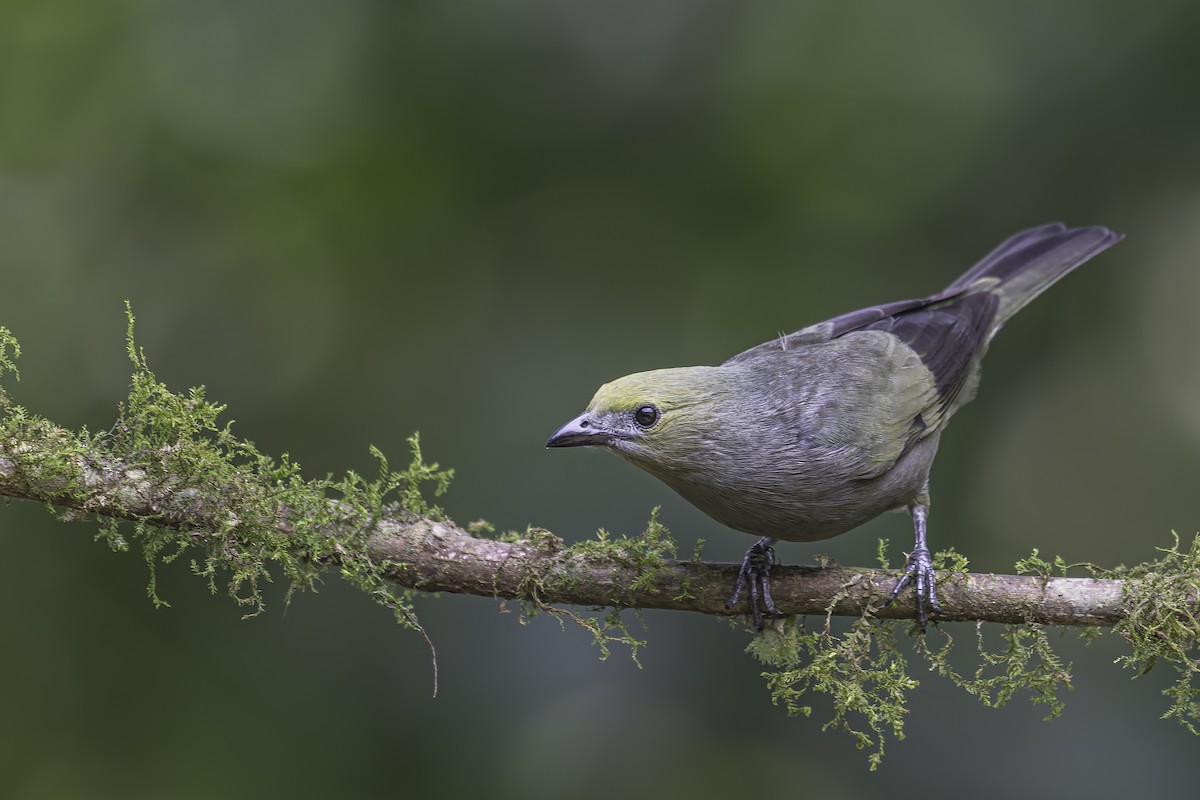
(546, 366), (731, 467)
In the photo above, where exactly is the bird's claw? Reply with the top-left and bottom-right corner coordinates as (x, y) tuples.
(727, 537), (779, 628)
(885, 545), (941, 632)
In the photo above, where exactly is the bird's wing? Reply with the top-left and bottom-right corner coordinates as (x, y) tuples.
(857, 291), (998, 424)
(725, 287), (990, 410)
(724, 288), (967, 365)
(727, 289), (1000, 481)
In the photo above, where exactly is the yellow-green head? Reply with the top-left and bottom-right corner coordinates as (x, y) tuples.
(546, 366), (730, 465)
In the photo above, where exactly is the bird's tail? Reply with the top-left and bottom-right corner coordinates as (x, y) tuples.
(947, 223), (1123, 335)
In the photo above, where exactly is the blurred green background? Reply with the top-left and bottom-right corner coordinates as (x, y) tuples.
(3, 1), (1200, 797)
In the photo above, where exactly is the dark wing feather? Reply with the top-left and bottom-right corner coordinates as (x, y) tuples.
(823, 294), (959, 339)
(859, 292), (998, 414)
(723, 291), (964, 365)
(945, 222), (1068, 291)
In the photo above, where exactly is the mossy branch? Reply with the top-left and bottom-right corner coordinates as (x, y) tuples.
(369, 516), (1130, 625)
(0, 316), (1132, 629)
(0, 401), (1128, 626)
(1, 315), (1199, 768)
(0, 407), (1132, 623)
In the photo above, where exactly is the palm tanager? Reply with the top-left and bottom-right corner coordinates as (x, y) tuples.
(547, 223), (1123, 629)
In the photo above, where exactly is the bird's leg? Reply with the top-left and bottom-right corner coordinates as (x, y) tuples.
(727, 536), (779, 628)
(885, 503), (941, 632)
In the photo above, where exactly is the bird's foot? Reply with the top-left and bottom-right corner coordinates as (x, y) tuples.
(727, 537), (779, 629)
(885, 545), (941, 632)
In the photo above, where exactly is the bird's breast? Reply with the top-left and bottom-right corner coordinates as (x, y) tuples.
(630, 429), (941, 542)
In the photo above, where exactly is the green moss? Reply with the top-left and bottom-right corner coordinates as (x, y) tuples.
(748, 536), (1200, 768)
(0, 325), (19, 405)
(1014, 548), (1071, 578)
(568, 507), (677, 571)
(0, 308), (453, 668)
(750, 542), (1081, 769)
(751, 615), (913, 770)
(1103, 531), (1200, 732)
(919, 622), (1072, 718)
(1011, 536), (1200, 732)
(509, 512), (676, 665)
(563, 606), (648, 667)
(750, 608), (1080, 771)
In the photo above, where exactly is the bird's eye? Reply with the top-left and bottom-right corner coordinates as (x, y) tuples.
(633, 405), (660, 428)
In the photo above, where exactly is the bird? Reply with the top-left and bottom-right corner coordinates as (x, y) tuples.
(546, 223), (1122, 630)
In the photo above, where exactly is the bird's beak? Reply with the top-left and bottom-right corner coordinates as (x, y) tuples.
(546, 413), (609, 448)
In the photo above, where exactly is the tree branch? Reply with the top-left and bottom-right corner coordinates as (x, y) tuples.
(371, 516), (1126, 625)
(0, 413), (1126, 626)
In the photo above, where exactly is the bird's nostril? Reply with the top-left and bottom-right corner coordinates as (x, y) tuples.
(579, 419), (590, 428)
